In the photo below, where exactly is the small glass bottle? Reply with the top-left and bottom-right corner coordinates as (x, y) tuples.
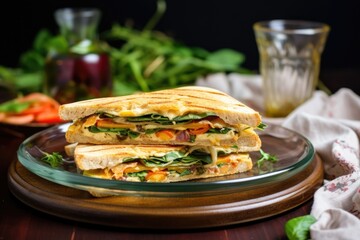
(45, 8), (112, 104)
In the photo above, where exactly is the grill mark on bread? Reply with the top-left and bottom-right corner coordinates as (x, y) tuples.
(132, 89), (233, 103)
(182, 102), (217, 111)
(175, 88), (225, 95)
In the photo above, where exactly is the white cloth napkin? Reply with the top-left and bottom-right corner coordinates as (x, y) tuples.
(196, 73), (360, 239)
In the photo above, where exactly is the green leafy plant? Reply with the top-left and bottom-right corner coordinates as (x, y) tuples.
(0, 0), (249, 98)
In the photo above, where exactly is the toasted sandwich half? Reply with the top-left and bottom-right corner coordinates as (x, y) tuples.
(73, 144), (253, 183)
(59, 86), (262, 151)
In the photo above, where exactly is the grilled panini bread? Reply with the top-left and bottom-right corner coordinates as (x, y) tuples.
(73, 144), (253, 183)
(59, 86), (262, 149)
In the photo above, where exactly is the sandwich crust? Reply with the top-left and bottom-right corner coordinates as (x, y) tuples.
(59, 86), (262, 127)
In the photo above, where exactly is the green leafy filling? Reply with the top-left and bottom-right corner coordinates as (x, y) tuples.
(125, 112), (217, 125)
(206, 127), (231, 134)
(123, 150), (212, 168)
(127, 171), (148, 182)
(88, 113), (234, 141)
(88, 125), (140, 139)
(123, 150), (217, 181)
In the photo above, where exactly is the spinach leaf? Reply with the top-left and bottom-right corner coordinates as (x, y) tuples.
(285, 215), (316, 240)
(207, 127), (232, 134)
(126, 150), (213, 168)
(126, 171), (148, 182)
(172, 112), (217, 122)
(126, 114), (172, 124)
(126, 112), (217, 125)
(87, 126), (140, 139)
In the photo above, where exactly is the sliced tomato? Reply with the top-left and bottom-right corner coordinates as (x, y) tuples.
(20, 93), (60, 107)
(0, 92), (63, 125)
(20, 102), (54, 115)
(35, 111), (63, 124)
(2, 114), (35, 125)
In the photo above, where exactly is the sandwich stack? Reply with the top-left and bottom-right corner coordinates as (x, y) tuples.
(59, 86), (262, 183)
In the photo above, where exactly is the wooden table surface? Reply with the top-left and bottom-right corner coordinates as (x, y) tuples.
(0, 125), (313, 240)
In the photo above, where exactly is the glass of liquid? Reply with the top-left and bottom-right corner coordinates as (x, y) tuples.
(253, 20), (330, 117)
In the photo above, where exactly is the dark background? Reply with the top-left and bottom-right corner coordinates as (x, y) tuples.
(1, 0), (359, 94)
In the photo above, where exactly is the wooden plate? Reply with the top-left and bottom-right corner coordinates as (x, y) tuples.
(8, 155), (323, 229)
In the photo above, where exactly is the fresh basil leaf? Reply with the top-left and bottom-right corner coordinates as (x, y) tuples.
(285, 215), (316, 240)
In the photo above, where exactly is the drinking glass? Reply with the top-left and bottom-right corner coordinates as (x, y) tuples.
(253, 20), (330, 117)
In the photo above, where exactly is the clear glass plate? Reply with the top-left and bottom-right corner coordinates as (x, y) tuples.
(17, 123), (315, 197)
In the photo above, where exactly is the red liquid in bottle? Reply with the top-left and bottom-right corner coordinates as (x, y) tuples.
(46, 53), (112, 104)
